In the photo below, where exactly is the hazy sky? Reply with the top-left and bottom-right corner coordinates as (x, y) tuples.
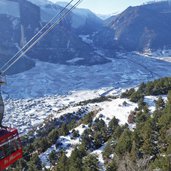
(50, 0), (166, 14)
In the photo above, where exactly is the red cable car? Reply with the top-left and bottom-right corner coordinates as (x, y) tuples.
(0, 128), (22, 171)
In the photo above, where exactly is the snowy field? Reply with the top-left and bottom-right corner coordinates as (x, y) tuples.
(3, 52), (171, 99)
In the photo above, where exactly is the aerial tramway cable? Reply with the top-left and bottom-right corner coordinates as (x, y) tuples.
(0, 0), (82, 74)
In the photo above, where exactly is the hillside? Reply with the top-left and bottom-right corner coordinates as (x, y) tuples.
(94, 1), (171, 51)
(6, 77), (171, 171)
(1, 1), (171, 75)
(0, 0), (108, 75)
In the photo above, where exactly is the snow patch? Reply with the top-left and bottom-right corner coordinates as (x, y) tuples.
(144, 95), (167, 112)
(92, 144), (106, 171)
(79, 35), (93, 44)
(67, 58), (84, 64)
(39, 124), (89, 167)
(94, 98), (138, 125)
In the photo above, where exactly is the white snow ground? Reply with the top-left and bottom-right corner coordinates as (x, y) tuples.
(94, 98), (137, 125)
(138, 49), (171, 63)
(39, 97), (137, 168)
(3, 52), (171, 99)
(92, 144), (106, 171)
(3, 89), (110, 134)
(39, 95), (168, 169)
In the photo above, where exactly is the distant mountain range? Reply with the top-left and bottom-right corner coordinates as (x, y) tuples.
(107, 1), (171, 51)
(0, 0), (171, 74)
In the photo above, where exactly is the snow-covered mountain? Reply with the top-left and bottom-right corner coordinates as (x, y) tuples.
(38, 1), (103, 33)
(1, 0), (171, 76)
(0, 0), (39, 74)
(1, 1), (171, 98)
(0, 0), (108, 75)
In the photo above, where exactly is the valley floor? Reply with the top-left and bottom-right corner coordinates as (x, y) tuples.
(3, 52), (171, 99)
(2, 52), (171, 133)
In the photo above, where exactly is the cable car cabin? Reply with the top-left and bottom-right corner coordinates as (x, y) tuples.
(0, 128), (22, 171)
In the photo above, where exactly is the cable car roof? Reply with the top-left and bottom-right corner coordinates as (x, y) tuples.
(0, 128), (18, 143)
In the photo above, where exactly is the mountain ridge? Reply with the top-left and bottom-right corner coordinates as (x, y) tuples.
(108, 1), (171, 51)
(0, 0), (108, 75)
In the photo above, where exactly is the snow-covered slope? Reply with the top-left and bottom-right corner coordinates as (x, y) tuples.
(4, 89), (107, 134)
(38, 92), (168, 169)
(144, 95), (167, 112)
(39, 96), (137, 168)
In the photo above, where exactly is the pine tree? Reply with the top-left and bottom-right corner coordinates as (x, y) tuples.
(60, 123), (69, 136)
(150, 157), (169, 171)
(49, 150), (57, 165)
(115, 129), (132, 156)
(82, 112), (94, 125)
(14, 158), (28, 171)
(69, 147), (86, 171)
(28, 154), (42, 170)
(130, 91), (144, 103)
(72, 129), (80, 139)
(28, 164), (38, 171)
(81, 129), (93, 150)
(155, 96), (165, 110)
(94, 132), (103, 149)
(108, 117), (119, 134)
(106, 160), (117, 171)
(112, 126), (124, 140)
(55, 151), (68, 171)
(48, 128), (59, 144)
(164, 90), (171, 114)
(103, 142), (113, 160)
(130, 140), (137, 162)
(82, 154), (99, 171)
(138, 98), (146, 110)
(139, 82), (146, 94)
